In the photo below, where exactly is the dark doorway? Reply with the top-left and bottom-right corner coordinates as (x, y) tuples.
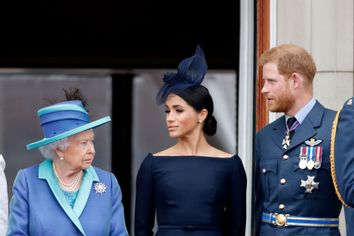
(0, 0), (240, 69)
(111, 74), (134, 231)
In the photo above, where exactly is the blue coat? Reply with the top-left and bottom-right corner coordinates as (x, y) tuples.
(332, 97), (354, 236)
(7, 160), (129, 236)
(255, 101), (342, 235)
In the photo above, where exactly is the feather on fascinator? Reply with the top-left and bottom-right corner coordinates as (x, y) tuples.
(156, 45), (208, 104)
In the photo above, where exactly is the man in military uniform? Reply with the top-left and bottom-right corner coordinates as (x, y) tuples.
(330, 97), (354, 236)
(255, 44), (342, 235)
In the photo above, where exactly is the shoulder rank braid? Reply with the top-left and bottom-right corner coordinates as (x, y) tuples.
(330, 108), (350, 208)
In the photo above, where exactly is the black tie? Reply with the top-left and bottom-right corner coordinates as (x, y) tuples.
(287, 117), (297, 138)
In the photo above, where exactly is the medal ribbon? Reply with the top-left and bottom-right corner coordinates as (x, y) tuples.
(288, 119), (300, 132)
(283, 117), (300, 149)
(308, 146), (314, 162)
(315, 146), (322, 163)
(301, 146), (307, 156)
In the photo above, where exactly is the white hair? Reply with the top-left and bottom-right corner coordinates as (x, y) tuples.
(39, 138), (70, 160)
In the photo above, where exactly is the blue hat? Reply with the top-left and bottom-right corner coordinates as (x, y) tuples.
(26, 100), (111, 150)
(156, 45), (208, 104)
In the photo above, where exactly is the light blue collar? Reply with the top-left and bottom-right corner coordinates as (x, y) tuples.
(285, 98), (316, 124)
(38, 160), (99, 236)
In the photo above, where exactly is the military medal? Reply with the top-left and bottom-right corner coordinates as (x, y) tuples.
(307, 159), (315, 170)
(301, 138), (323, 171)
(282, 132), (291, 149)
(314, 146), (322, 169)
(307, 146), (315, 170)
(300, 175), (319, 193)
(299, 146), (308, 169)
(282, 118), (300, 149)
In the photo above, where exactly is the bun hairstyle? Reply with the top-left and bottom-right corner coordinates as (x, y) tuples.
(156, 45), (217, 136)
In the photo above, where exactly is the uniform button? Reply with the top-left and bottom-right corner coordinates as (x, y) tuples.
(262, 168), (266, 174)
(283, 155), (289, 160)
(279, 204), (285, 210)
(280, 179), (287, 184)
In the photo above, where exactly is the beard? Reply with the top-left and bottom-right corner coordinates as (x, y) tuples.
(268, 91), (295, 113)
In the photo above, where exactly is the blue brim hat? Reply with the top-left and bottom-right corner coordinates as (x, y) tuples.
(26, 100), (111, 150)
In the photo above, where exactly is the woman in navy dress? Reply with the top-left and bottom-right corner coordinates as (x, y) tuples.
(135, 46), (247, 236)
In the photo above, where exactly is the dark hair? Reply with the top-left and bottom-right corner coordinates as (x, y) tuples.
(174, 85), (217, 136)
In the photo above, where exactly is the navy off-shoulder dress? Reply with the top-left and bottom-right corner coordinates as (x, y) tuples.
(135, 153), (247, 236)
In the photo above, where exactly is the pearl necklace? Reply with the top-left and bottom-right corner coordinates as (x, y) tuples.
(52, 161), (82, 192)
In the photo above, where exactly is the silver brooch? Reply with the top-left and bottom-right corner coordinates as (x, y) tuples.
(94, 182), (107, 195)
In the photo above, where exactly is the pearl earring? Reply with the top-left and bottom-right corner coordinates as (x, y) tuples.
(60, 156), (64, 160)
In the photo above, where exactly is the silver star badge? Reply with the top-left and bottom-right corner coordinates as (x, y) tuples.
(94, 182), (106, 195)
(300, 175), (319, 193)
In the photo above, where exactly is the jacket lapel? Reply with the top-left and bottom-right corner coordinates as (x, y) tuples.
(38, 160), (99, 236)
(271, 116), (287, 149)
(73, 166), (99, 217)
(286, 101), (324, 152)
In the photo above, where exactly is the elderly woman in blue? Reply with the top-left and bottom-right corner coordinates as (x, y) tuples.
(7, 88), (129, 236)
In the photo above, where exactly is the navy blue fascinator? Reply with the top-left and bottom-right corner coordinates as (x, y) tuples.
(156, 45), (208, 104)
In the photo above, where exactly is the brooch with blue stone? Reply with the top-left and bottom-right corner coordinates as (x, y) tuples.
(94, 182), (107, 195)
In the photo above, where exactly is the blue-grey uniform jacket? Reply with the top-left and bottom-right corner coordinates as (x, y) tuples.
(255, 101), (342, 236)
(332, 97), (354, 236)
